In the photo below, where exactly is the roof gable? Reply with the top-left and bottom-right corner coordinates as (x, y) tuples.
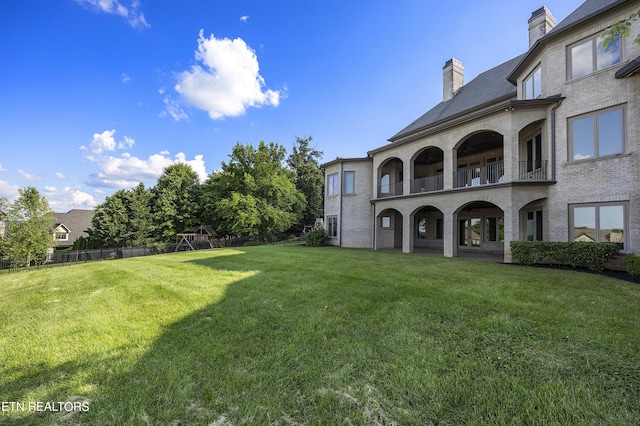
(508, 0), (628, 82)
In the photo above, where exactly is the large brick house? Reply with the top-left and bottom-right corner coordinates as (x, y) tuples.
(322, 0), (640, 262)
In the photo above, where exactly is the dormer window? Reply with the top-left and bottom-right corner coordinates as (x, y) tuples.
(568, 34), (621, 80)
(524, 65), (541, 99)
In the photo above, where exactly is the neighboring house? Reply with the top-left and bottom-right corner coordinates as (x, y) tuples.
(52, 209), (94, 249)
(322, 0), (640, 262)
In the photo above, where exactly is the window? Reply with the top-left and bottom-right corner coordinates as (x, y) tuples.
(569, 35), (621, 80)
(525, 210), (543, 241)
(569, 106), (624, 161)
(571, 203), (626, 250)
(380, 173), (390, 194)
(327, 173), (339, 195)
(327, 216), (338, 238)
(343, 171), (355, 194)
(54, 232), (68, 241)
(524, 66), (541, 99)
(485, 217), (504, 242)
(381, 216), (391, 228)
(435, 219), (444, 240)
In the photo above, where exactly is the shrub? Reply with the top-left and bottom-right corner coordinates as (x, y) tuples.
(624, 256), (640, 276)
(510, 241), (620, 270)
(305, 227), (327, 247)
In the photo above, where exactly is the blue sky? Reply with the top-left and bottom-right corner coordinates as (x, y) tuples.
(0, 0), (584, 212)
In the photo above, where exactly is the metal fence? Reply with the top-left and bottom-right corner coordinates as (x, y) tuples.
(0, 233), (295, 272)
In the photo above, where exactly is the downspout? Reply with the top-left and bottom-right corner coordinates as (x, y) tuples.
(371, 201), (377, 250)
(339, 161), (343, 247)
(550, 98), (563, 181)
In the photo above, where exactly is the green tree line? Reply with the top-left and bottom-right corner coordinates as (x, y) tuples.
(86, 136), (324, 248)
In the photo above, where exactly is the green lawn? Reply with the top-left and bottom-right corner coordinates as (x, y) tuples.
(1, 244), (639, 425)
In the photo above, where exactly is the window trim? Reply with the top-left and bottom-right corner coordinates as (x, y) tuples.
(568, 105), (625, 162)
(54, 232), (69, 241)
(343, 171), (355, 194)
(567, 33), (622, 81)
(524, 65), (542, 99)
(327, 215), (338, 238)
(569, 202), (627, 251)
(327, 173), (339, 196)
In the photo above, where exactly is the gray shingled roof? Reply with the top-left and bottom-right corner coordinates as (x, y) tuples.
(546, 0), (626, 35)
(389, 54), (525, 142)
(53, 209), (93, 248)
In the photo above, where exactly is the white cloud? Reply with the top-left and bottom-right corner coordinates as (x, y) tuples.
(0, 180), (19, 200)
(118, 136), (135, 150)
(18, 169), (41, 182)
(75, 0), (150, 29)
(240, 15), (249, 22)
(83, 129), (116, 155)
(56, 172), (67, 180)
(43, 186), (98, 212)
(0, 163), (7, 172)
(121, 73), (131, 83)
(81, 129), (135, 158)
(84, 151), (207, 188)
(174, 30), (280, 120)
(161, 97), (189, 121)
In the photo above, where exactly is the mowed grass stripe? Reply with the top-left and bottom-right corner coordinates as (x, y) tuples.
(0, 244), (638, 425)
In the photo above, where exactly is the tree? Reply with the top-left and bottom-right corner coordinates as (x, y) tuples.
(152, 163), (202, 241)
(125, 183), (155, 246)
(88, 189), (129, 248)
(205, 141), (305, 236)
(287, 136), (324, 229)
(601, 9), (640, 47)
(88, 184), (156, 248)
(0, 187), (55, 267)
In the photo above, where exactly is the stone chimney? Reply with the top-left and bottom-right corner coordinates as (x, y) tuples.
(528, 6), (556, 48)
(443, 58), (464, 102)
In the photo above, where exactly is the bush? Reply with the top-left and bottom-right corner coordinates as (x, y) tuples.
(305, 227), (328, 247)
(510, 241), (620, 270)
(624, 256), (640, 276)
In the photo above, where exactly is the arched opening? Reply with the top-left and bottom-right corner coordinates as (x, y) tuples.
(455, 201), (504, 255)
(376, 208), (403, 250)
(377, 158), (403, 197)
(454, 131), (504, 187)
(411, 147), (444, 193)
(412, 206), (444, 253)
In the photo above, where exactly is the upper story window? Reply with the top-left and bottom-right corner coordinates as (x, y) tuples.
(343, 171), (355, 194)
(54, 231), (68, 241)
(568, 34), (621, 80)
(327, 173), (339, 195)
(569, 106), (624, 161)
(524, 66), (541, 99)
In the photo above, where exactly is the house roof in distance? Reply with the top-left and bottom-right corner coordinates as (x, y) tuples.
(53, 209), (93, 246)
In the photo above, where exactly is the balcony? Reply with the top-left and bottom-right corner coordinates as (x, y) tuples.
(454, 163), (504, 188)
(378, 181), (403, 198)
(411, 174), (444, 194)
(518, 160), (548, 180)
